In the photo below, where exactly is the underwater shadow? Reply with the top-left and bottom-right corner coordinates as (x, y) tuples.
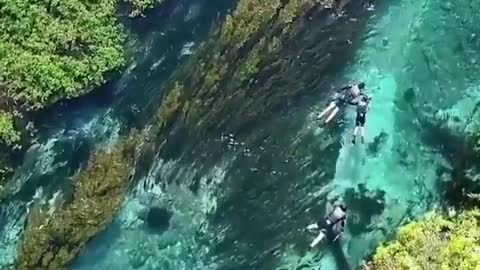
(328, 239), (351, 270)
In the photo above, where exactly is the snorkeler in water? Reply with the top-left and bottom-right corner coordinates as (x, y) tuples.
(318, 82), (366, 124)
(306, 201), (348, 248)
(351, 94), (371, 144)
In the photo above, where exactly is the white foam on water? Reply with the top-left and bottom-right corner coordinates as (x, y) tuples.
(151, 56), (166, 70)
(0, 202), (26, 267)
(180, 41), (195, 56)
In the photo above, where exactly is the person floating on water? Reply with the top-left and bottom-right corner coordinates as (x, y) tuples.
(351, 94), (371, 144)
(317, 82), (366, 124)
(306, 201), (348, 248)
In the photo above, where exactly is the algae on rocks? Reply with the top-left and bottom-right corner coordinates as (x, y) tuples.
(15, 133), (141, 270)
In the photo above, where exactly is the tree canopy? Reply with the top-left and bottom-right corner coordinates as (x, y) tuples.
(0, 0), (163, 144)
(365, 209), (480, 270)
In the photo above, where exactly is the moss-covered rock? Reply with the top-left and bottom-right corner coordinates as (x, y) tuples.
(364, 209), (480, 270)
(16, 134), (140, 269)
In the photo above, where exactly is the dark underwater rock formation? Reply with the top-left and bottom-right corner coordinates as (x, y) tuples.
(344, 184), (386, 235)
(139, 206), (173, 232)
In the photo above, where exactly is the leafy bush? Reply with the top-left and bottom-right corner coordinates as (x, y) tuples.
(0, 0), (164, 144)
(365, 210), (480, 270)
(0, 112), (19, 145)
(0, 0), (125, 109)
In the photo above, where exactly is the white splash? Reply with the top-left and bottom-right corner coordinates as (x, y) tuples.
(180, 42), (195, 56)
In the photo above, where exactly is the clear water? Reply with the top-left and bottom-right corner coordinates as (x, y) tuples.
(1, 0), (480, 269)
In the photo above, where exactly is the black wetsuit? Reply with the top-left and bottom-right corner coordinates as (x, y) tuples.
(355, 98), (369, 127)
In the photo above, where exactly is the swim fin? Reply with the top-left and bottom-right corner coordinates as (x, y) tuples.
(310, 231), (326, 248)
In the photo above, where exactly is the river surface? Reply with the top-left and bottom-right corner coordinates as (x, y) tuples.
(1, 0), (480, 269)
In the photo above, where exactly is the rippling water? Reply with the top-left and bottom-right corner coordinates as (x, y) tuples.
(1, 0), (480, 269)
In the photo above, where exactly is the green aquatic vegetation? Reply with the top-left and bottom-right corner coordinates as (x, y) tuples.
(157, 82), (184, 130)
(220, 0), (282, 48)
(278, 0), (316, 25)
(202, 54), (227, 93)
(0, 112), (20, 145)
(364, 210), (480, 270)
(235, 38), (265, 82)
(16, 136), (138, 270)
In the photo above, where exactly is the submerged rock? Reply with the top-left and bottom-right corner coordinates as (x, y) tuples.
(367, 131), (389, 156)
(344, 184), (386, 235)
(139, 206), (173, 232)
(403, 87), (416, 103)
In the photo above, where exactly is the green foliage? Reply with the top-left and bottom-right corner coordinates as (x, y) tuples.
(16, 136), (138, 270)
(0, 0), (125, 109)
(365, 210), (480, 270)
(0, 111), (19, 145)
(0, 0), (166, 145)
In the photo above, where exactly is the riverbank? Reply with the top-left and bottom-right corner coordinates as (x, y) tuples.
(0, 0), (168, 197)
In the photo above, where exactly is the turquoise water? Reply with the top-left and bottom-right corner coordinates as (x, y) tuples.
(1, 0), (480, 269)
